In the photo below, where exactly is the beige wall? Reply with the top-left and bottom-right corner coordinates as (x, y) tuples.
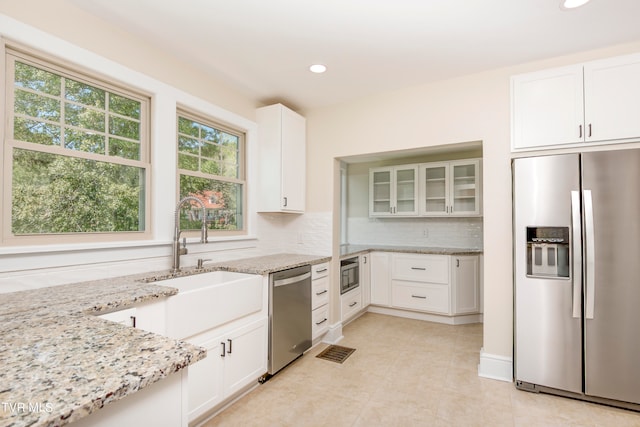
(306, 40), (640, 359)
(0, 0), (258, 120)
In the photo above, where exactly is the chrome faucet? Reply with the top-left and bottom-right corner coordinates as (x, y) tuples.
(172, 196), (208, 273)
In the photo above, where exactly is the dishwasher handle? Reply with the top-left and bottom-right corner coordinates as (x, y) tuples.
(273, 272), (311, 287)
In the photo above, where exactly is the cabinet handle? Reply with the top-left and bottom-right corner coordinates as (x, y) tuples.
(130, 316), (136, 328)
(283, 197), (288, 207)
(227, 339), (232, 354)
(456, 259), (460, 268)
(411, 295), (427, 299)
(363, 256), (367, 264)
(315, 318), (328, 326)
(579, 124), (583, 138)
(588, 123), (592, 138)
(220, 342), (226, 357)
(316, 290), (328, 296)
(411, 267), (426, 271)
(315, 268), (327, 273)
(349, 301), (357, 307)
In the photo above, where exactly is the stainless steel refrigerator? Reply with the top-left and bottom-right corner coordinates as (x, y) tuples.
(513, 149), (640, 410)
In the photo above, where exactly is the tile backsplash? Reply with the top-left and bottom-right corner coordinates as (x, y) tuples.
(347, 216), (483, 249)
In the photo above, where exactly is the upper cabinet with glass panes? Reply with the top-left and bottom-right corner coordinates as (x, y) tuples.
(368, 159), (481, 218)
(420, 159), (481, 217)
(369, 165), (419, 217)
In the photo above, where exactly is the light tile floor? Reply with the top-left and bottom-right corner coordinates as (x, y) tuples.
(203, 313), (640, 426)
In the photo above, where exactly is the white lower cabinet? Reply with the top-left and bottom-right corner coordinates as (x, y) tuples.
(391, 280), (449, 314)
(341, 287), (362, 322)
(311, 262), (330, 340)
(312, 305), (329, 338)
(97, 299), (166, 335)
(370, 252), (480, 317)
(187, 317), (267, 422)
(73, 370), (187, 427)
(360, 253), (371, 307)
(369, 252), (391, 306)
(451, 255), (480, 314)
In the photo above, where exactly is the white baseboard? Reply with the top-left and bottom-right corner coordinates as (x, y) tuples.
(321, 322), (343, 344)
(478, 348), (513, 382)
(367, 305), (482, 325)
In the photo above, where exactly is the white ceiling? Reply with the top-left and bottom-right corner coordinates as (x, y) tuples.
(72, 0), (640, 112)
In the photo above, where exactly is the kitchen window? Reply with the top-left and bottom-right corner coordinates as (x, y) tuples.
(2, 46), (151, 245)
(176, 110), (246, 236)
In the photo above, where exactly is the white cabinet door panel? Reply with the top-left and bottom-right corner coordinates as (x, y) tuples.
(511, 65), (584, 150)
(392, 253), (449, 284)
(391, 281), (449, 314)
(584, 54), (640, 142)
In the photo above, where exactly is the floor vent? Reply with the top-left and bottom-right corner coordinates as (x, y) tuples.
(316, 345), (356, 364)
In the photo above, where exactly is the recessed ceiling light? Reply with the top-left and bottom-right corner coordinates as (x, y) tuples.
(560, 0), (591, 10)
(309, 64), (327, 74)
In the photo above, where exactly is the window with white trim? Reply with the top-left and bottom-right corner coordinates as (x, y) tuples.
(176, 111), (246, 236)
(2, 47), (150, 244)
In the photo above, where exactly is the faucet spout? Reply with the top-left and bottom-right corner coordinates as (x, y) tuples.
(172, 196), (208, 272)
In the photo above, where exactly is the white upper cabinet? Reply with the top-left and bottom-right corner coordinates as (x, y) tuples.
(420, 159), (481, 217)
(512, 52), (640, 151)
(584, 54), (640, 142)
(369, 165), (419, 217)
(256, 103), (306, 213)
(511, 65), (584, 150)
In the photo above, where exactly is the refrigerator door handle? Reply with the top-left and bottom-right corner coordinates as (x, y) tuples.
(571, 191), (582, 319)
(584, 189), (596, 319)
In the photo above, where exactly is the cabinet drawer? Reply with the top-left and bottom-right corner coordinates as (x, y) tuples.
(341, 288), (362, 321)
(392, 254), (449, 284)
(391, 280), (449, 314)
(312, 305), (329, 339)
(312, 276), (329, 310)
(312, 262), (330, 279)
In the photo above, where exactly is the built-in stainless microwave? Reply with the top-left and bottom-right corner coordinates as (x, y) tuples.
(340, 257), (359, 294)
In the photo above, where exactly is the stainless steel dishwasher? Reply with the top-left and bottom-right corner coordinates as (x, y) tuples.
(267, 264), (312, 376)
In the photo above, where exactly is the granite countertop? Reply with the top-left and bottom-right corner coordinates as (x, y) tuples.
(0, 278), (206, 427)
(202, 253), (331, 275)
(340, 244), (483, 258)
(0, 252), (329, 427)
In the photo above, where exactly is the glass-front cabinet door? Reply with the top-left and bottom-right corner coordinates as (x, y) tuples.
(369, 165), (418, 217)
(420, 159), (481, 216)
(370, 169), (392, 215)
(451, 160), (480, 215)
(421, 163), (449, 216)
(394, 167), (418, 215)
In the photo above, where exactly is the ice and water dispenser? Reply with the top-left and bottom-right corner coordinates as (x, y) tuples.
(526, 227), (570, 278)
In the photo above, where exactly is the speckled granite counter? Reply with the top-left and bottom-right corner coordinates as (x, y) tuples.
(340, 244), (483, 258)
(206, 253), (331, 275)
(0, 278), (206, 427)
(0, 252), (329, 427)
